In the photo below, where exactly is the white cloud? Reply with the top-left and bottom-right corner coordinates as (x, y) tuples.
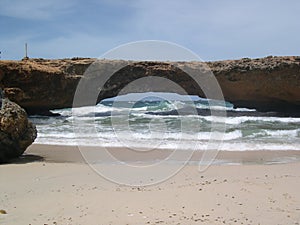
(1, 0), (300, 60)
(125, 0), (300, 59)
(0, 0), (76, 20)
(25, 34), (129, 59)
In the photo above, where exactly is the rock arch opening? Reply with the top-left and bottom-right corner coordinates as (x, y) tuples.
(96, 62), (206, 104)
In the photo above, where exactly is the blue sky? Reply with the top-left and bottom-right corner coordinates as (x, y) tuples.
(0, 0), (300, 61)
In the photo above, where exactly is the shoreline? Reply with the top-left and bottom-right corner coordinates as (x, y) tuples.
(24, 143), (300, 165)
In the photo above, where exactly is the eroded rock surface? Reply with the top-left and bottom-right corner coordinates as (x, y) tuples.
(0, 56), (299, 114)
(0, 98), (37, 162)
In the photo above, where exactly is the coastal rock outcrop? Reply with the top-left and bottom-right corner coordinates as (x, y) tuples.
(0, 58), (90, 115)
(0, 56), (299, 114)
(0, 97), (37, 162)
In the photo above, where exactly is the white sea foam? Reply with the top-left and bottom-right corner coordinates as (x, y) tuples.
(203, 116), (300, 125)
(31, 98), (300, 152)
(34, 136), (300, 151)
(265, 129), (300, 137)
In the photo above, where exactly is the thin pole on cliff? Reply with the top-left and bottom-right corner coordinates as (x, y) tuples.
(25, 43), (28, 58)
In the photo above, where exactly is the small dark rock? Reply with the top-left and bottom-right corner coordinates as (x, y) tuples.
(0, 209), (7, 214)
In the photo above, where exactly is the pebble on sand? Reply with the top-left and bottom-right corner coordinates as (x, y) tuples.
(0, 209), (7, 214)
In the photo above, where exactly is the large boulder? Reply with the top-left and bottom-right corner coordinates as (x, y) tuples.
(0, 98), (37, 163)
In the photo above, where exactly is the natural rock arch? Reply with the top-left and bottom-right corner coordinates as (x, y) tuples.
(0, 56), (299, 115)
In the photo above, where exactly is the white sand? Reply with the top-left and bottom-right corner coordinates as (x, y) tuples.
(1, 144), (300, 225)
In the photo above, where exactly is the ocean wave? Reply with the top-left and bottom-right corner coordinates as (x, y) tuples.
(33, 137), (300, 151)
(37, 129), (243, 143)
(30, 97), (300, 152)
(203, 116), (300, 125)
(265, 129), (300, 137)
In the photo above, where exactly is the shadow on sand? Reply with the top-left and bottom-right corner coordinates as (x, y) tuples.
(4, 154), (44, 164)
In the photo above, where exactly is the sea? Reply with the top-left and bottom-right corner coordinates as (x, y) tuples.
(29, 93), (300, 151)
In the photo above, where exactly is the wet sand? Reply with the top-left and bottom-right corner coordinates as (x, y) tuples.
(26, 144), (300, 165)
(1, 144), (300, 224)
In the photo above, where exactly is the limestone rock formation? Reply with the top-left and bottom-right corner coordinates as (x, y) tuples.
(0, 98), (37, 162)
(0, 58), (92, 115)
(0, 56), (299, 114)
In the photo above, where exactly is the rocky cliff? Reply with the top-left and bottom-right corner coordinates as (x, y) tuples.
(0, 56), (299, 114)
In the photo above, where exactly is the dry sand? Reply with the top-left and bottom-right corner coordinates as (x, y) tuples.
(1, 144), (300, 225)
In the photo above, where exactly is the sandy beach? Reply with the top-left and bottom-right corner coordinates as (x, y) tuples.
(0, 144), (300, 225)
(1, 0), (300, 224)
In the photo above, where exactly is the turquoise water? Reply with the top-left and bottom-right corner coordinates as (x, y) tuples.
(29, 95), (300, 151)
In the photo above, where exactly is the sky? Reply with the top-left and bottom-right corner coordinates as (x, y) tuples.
(0, 0), (300, 61)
